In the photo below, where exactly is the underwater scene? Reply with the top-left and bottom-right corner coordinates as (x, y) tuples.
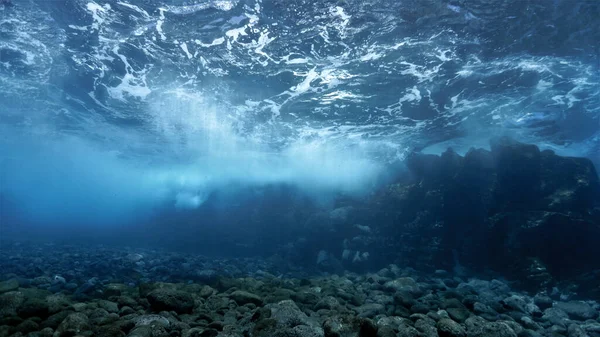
(1, 0), (600, 336)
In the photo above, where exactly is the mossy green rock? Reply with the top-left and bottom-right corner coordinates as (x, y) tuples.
(0, 279), (19, 294)
(146, 288), (195, 313)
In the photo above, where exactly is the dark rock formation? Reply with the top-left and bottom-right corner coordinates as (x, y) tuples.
(363, 137), (600, 292)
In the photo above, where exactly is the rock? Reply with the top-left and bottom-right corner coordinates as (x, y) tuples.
(46, 294), (71, 314)
(0, 291), (24, 317)
(415, 319), (438, 337)
(56, 313), (91, 336)
(520, 316), (541, 331)
(257, 300), (324, 337)
(41, 310), (73, 329)
(72, 302), (88, 312)
(468, 322), (517, 337)
(38, 327), (54, 337)
(359, 318), (378, 337)
(127, 325), (153, 337)
(196, 270), (219, 284)
(104, 284), (129, 297)
(146, 288), (195, 313)
(533, 295), (552, 310)
(96, 324), (126, 337)
(501, 295), (529, 313)
(376, 325), (396, 337)
(269, 300), (318, 328)
(131, 315), (170, 327)
(446, 307), (470, 322)
(567, 324), (588, 337)
(230, 291), (263, 306)
(383, 278), (422, 296)
(437, 318), (465, 337)
(98, 300), (119, 313)
(0, 279), (19, 294)
(473, 302), (498, 319)
(357, 303), (386, 318)
(555, 301), (598, 320)
(315, 296), (340, 311)
(17, 289), (50, 318)
(15, 319), (38, 334)
(542, 307), (569, 327)
(200, 286), (217, 298)
(519, 330), (542, 337)
(126, 253), (144, 263)
(292, 324), (327, 337)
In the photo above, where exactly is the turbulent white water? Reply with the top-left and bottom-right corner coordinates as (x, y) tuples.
(0, 0), (598, 224)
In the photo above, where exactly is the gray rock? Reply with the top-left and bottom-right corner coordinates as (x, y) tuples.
(98, 300), (119, 313)
(533, 295), (553, 310)
(581, 323), (600, 333)
(200, 286), (217, 298)
(261, 300), (324, 337)
(292, 324), (326, 337)
(520, 316), (541, 331)
(415, 319), (438, 337)
(96, 324), (127, 337)
(41, 310), (73, 329)
(357, 303), (386, 318)
(447, 307), (470, 323)
(56, 313), (91, 335)
(397, 325), (420, 337)
(269, 300), (318, 329)
(0, 291), (24, 317)
(315, 296), (340, 311)
(555, 301), (598, 321)
(473, 302), (498, 319)
(502, 295), (528, 313)
(127, 325), (153, 337)
(383, 278), (422, 296)
(39, 327), (54, 337)
(437, 318), (465, 337)
(567, 324), (588, 337)
(230, 291), (263, 306)
(464, 316), (487, 334)
(196, 270), (219, 283)
(0, 279), (19, 294)
(548, 324), (568, 335)
(15, 319), (39, 334)
(468, 322), (517, 337)
(46, 294), (71, 314)
(104, 283), (129, 297)
(519, 329), (542, 337)
(377, 325), (396, 337)
(146, 288), (195, 313)
(542, 307), (570, 327)
(377, 316), (406, 328)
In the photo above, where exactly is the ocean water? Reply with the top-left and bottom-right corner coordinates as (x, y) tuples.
(0, 0), (600, 336)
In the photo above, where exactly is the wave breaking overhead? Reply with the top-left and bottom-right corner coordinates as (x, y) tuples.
(0, 0), (598, 225)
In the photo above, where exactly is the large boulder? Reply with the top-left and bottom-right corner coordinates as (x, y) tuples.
(146, 287), (195, 314)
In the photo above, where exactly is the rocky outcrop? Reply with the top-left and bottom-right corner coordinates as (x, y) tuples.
(364, 137), (600, 291)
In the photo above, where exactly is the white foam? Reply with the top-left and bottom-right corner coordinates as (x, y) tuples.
(156, 9), (166, 41)
(180, 42), (193, 59)
(86, 2), (110, 31)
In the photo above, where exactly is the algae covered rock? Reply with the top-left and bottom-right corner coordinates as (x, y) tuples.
(56, 312), (92, 336)
(146, 287), (195, 313)
(0, 279), (19, 294)
(229, 291), (263, 306)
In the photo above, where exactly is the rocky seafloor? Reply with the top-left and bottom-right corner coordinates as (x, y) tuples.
(1, 241), (600, 337)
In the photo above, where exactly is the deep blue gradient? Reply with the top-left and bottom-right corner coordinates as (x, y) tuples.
(0, 0), (598, 229)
